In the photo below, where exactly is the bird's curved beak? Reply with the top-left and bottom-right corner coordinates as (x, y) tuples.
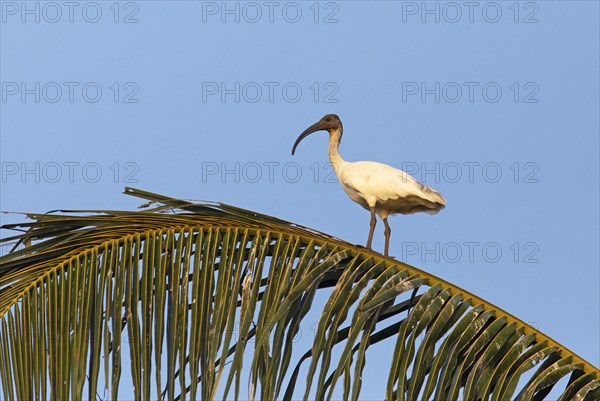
(291, 119), (329, 155)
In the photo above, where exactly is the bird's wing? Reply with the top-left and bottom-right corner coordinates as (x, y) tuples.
(340, 161), (446, 206)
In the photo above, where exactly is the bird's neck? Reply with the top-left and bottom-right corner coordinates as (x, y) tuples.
(328, 128), (346, 173)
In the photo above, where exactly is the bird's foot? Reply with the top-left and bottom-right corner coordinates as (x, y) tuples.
(360, 243), (372, 251)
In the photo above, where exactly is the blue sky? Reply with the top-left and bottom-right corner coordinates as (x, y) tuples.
(1, 0), (598, 398)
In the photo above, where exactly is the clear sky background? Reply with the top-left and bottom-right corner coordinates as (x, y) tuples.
(1, 0), (599, 398)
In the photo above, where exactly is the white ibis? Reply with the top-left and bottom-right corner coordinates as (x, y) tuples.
(292, 114), (446, 257)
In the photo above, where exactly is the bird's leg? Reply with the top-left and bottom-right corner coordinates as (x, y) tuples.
(366, 208), (377, 250)
(383, 217), (391, 257)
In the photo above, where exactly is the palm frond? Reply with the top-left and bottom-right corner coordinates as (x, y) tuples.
(0, 187), (597, 401)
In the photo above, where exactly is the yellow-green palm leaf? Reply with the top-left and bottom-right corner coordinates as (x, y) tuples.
(0, 187), (597, 401)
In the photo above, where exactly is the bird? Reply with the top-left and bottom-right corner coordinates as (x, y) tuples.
(291, 114), (446, 257)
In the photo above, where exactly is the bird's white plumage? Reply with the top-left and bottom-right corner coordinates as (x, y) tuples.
(292, 113), (446, 256)
(335, 160), (446, 218)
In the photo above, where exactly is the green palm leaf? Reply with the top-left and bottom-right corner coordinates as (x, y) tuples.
(0, 187), (597, 400)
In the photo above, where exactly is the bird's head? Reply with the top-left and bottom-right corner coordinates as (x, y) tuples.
(291, 114), (343, 155)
